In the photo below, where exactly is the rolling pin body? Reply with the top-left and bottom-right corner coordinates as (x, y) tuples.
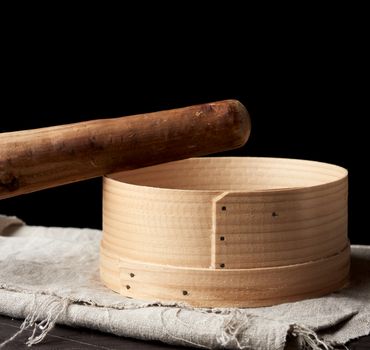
(0, 100), (250, 199)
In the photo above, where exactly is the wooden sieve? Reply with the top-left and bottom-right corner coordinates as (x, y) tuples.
(101, 157), (349, 307)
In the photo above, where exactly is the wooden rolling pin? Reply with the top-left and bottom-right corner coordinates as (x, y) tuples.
(0, 100), (251, 199)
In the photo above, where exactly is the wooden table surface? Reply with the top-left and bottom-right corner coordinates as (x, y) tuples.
(0, 314), (368, 349)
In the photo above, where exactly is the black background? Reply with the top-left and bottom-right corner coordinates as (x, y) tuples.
(0, 10), (368, 244)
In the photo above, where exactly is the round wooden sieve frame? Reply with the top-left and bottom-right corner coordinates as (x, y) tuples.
(101, 157), (349, 307)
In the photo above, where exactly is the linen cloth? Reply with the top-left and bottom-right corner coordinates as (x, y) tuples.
(0, 215), (369, 349)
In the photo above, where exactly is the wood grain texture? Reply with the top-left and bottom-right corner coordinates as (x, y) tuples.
(101, 157), (349, 307)
(0, 100), (250, 199)
(101, 243), (350, 308)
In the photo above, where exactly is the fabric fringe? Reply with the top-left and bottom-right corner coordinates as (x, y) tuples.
(0, 295), (70, 348)
(216, 310), (251, 349)
(0, 296), (351, 350)
(291, 324), (349, 350)
(159, 308), (252, 349)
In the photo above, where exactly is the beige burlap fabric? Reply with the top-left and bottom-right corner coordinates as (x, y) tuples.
(0, 215), (369, 349)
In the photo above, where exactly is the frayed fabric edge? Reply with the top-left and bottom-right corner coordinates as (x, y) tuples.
(0, 284), (193, 348)
(0, 289), (352, 350)
(216, 310), (251, 349)
(0, 295), (70, 348)
(291, 324), (349, 350)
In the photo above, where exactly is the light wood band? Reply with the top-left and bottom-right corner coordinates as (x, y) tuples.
(101, 157), (349, 307)
(101, 243), (350, 307)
